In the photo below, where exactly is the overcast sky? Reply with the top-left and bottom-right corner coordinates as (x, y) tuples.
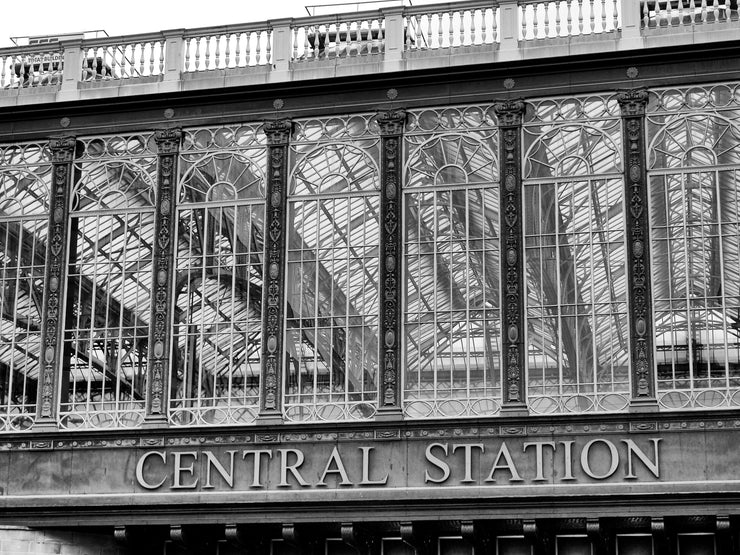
(0, 0), (443, 47)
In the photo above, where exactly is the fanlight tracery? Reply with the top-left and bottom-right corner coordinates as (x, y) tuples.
(62, 153), (157, 430)
(0, 146), (51, 431)
(403, 128), (502, 419)
(649, 111), (740, 410)
(523, 121), (629, 414)
(172, 148), (266, 426)
(285, 140), (380, 422)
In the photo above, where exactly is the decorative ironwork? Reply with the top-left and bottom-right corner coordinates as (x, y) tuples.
(147, 128), (182, 419)
(260, 119), (292, 418)
(495, 100), (526, 411)
(38, 136), (76, 422)
(618, 89), (656, 404)
(377, 109), (406, 413)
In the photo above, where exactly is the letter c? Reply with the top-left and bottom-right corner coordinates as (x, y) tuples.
(135, 450), (167, 490)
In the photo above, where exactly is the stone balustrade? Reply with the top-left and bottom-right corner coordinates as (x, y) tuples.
(0, 0), (737, 105)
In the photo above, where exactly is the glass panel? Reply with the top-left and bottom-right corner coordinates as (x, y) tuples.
(497, 537), (532, 555)
(523, 99), (629, 414)
(62, 134), (156, 429)
(677, 534), (715, 555)
(173, 133), (266, 426)
(616, 535), (653, 555)
(648, 84), (740, 409)
(403, 106), (501, 419)
(285, 122), (381, 422)
(556, 536), (592, 555)
(0, 142), (51, 431)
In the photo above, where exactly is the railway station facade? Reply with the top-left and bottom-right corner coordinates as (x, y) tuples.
(0, 0), (739, 553)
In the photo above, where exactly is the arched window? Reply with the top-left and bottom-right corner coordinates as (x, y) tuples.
(648, 96), (740, 409)
(62, 134), (157, 429)
(0, 143), (50, 431)
(172, 124), (266, 426)
(285, 116), (381, 422)
(403, 105), (501, 419)
(523, 96), (629, 414)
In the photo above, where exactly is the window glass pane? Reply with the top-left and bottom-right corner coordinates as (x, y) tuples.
(0, 142), (51, 430)
(285, 116), (380, 421)
(62, 134), (156, 429)
(172, 124), (265, 426)
(403, 105), (501, 418)
(649, 83), (740, 409)
(556, 536), (591, 555)
(677, 534), (715, 555)
(616, 535), (653, 555)
(523, 95), (629, 414)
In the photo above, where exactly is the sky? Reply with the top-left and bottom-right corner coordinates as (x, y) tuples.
(0, 0), (444, 47)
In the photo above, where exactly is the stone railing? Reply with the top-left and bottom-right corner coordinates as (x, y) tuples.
(0, 0), (737, 100)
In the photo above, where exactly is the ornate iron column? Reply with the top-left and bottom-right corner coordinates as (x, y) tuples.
(145, 128), (182, 424)
(36, 136), (77, 428)
(494, 100), (528, 415)
(376, 108), (406, 419)
(258, 119), (292, 423)
(618, 89), (658, 409)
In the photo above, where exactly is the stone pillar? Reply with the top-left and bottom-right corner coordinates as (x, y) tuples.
(382, 7), (405, 62)
(498, 0), (520, 54)
(495, 100), (528, 415)
(145, 128), (182, 424)
(36, 136), (77, 429)
(258, 119), (292, 423)
(620, 0), (643, 43)
(162, 29), (186, 82)
(269, 19), (294, 73)
(58, 41), (82, 97)
(376, 108), (406, 420)
(618, 89), (658, 411)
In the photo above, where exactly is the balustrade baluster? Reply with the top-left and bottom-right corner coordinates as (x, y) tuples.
(194, 37), (202, 71)
(147, 42), (155, 75)
(534, 5), (541, 38)
(567, 1), (573, 33)
(225, 34), (232, 68)
(469, 9), (478, 45)
(545, 3), (553, 38)
(158, 41), (165, 74)
(701, 0), (708, 22)
(555, 1), (563, 35)
(613, 0), (619, 30)
(589, 0), (597, 32)
(184, 39), (191, 71)
(414, 16), (423, 49)
(0, 56), (6, 88)
(255, 31), (263, 65)
(601, 0), (607, 30)
(451, 11), (457, 47)
(642, 0), (649, 26)
(578, 0), (584, 33)
(244, 31), (252, 65)
(266, 29), (272, 64)
(302, 27), (311, 60)
(139, 43), (147, 77)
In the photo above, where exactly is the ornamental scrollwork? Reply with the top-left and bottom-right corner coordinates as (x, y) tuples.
(494, 100), (526, 406)
(378, 109), (406, 409)
(260, 119), (292, 414)
(148, 128), (182, 416)
(617, 90), (654, 400)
